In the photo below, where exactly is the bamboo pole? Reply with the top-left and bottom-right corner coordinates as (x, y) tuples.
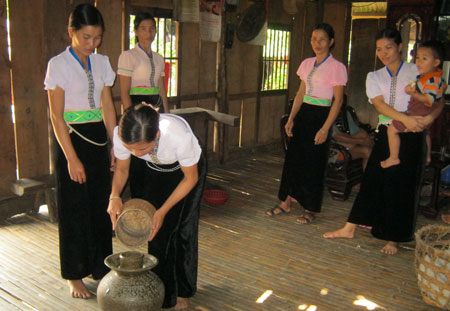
(216, 9), (229, 163)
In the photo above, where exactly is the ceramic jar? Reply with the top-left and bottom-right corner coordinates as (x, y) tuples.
(97, 251), (165, 311)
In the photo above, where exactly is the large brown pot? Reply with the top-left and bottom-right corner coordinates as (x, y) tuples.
(97, 251), (165, 311)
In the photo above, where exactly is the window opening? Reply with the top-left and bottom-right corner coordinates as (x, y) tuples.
(261, 27), (290, 91)
(397, 15), (421, 63)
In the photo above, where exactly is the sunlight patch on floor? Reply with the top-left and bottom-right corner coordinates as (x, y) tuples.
(297, 305), (317, 311)
(256, 289), (272, 303)
(353, 295), (385, 310)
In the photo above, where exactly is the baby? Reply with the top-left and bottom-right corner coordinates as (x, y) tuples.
(381, 40), (447, 168)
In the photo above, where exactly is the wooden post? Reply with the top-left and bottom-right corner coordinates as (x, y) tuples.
(0, 0), (16, 196)
(217, 10), (229, 163)
(97, 0), (123, 111)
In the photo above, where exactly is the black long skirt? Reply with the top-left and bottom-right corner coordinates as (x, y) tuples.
(55, 121), (112, 280)
(348, 125), (426, 242)
(278, 103), (331, 213)
(129, 153), (206, 309)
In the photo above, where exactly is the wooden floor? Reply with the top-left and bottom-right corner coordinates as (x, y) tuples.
(0, 148), (446, 311)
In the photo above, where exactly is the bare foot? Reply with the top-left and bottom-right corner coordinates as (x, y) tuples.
(380, 157), (400, 168)
(68, 279), (92, 299)
(323, 223), (356, 239)
(381, 241), (398, 255)
(174, 297), (189, 309)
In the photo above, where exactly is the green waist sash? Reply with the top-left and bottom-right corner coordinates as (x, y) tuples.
(303, 95), (332, 107)
(130, 87), (159, 95)
(64, 109), (103, 123)
(378, 114), (392, 125)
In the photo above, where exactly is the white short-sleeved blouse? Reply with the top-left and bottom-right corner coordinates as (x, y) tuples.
(113, 114), (201, 167)
(117, 45), (165, 89)
(366, 62), (418, 113)
(44, 46), (116, 111)
(297, 54), (348, 100)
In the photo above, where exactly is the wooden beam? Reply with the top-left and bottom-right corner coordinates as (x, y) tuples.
(9, 0), (49, 179)
(130, 0), (174, 9)
(0, 0), (16, 197)
(0, 195), (37, 221)
(171, 107), (239, 127)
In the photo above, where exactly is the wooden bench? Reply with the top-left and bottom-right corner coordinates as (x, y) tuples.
(5, 175), (57, 223)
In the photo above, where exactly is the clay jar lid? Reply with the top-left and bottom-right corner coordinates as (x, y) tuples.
(104, 251), (159, 273)
(116, 198), (156, 247)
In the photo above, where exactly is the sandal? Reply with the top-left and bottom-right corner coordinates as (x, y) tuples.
(296, 212), (316, 224)
(266, 204), (290, 216)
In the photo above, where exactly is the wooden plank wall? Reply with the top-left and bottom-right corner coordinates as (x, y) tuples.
(346, 18), (386, 127)
(178, 22), (216, 150)
(258, 95), (286, 144)
(323, 1), (351, 63)
(287, 1), (321, 102)
(0, 0), (16, 196)
(226, 37), (261, 147)
(9, 0), (49, 179)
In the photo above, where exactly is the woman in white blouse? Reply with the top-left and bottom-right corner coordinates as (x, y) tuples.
(44, 4), (116, 298)
(324, 28), (444, 255)
(117, 12), (169, 113)
(107, 105), (205, 309)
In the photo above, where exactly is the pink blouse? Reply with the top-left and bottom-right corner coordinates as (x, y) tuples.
(297, 55), (347, 100)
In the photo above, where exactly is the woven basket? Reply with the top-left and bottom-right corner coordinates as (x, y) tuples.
(415, 225), (450, 309)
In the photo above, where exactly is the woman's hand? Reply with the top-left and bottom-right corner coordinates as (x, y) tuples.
(107, 197), (123, 230)
(402, 115), (425, 132)
(149, 209), (166, 241)
(314, 128), (328, 145)
(67, 157), (86, 184)
(285, 119), (294, 137)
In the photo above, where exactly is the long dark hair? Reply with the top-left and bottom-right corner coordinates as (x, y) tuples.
(69, 3), (105, 31)
(376, 27), (402, 45)
(119, 105), (160, 144)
